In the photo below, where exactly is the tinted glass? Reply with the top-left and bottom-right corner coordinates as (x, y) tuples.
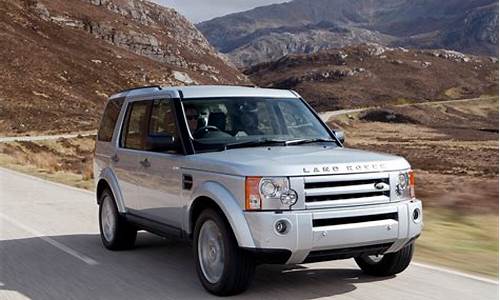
(123, 101), (149, 150)
(97, 98), (124, 142)
(182, 97), (333, 151)
(149, 99), (178, 138)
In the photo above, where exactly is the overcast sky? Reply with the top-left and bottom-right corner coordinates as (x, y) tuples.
(152, 0), (289, 23)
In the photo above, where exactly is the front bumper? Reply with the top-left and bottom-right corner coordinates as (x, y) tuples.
(243, 199), (423, 264)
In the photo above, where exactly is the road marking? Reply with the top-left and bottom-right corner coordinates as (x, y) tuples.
(412, 262), (498, 285)
(0, 213), (98, 266)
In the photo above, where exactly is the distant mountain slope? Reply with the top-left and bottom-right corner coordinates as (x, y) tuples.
(198, 0), (499, 67)
(0, 0), (247, 135)
(245, 44), (498, 111)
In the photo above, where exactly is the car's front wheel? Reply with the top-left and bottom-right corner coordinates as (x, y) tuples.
(99, 189), (137, 250)
(193, 209), (256, 296)
(355, 243), (414, 276)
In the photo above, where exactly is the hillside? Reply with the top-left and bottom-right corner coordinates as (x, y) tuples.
(198, 0), (499, 67)
(0, 0), (247, 136)
(245, 44), (498, 111)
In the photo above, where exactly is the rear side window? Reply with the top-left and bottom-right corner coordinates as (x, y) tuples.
(97, 98), (124, 142)
(122, 101), (149, 150)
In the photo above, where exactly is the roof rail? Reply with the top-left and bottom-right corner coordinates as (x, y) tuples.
(117, 85), (162, 94)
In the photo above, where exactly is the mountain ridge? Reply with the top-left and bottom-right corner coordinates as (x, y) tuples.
(244, 44), (498, 111)
(198, 0), (499, 67)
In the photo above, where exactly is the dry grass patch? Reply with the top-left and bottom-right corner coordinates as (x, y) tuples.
(416, 209), (498, 277)
(0, 136), (95, 189)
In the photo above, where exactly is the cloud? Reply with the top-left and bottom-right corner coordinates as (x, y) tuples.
(152, 0), (288, 23)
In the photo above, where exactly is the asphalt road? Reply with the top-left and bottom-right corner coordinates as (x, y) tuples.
(0, 167), (498, 300)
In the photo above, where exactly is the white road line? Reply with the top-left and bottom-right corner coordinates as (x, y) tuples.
(0, 213), (98, 266)
(412, 262), (499, 285)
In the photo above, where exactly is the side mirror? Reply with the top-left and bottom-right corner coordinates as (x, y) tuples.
(333, 130), (345, 144)
(147, 135), (179, 152)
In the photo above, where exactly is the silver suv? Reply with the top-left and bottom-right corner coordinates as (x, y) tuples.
(94, 85), (423, 296)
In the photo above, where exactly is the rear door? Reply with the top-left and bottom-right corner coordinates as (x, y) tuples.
(113, 99), (151, 212)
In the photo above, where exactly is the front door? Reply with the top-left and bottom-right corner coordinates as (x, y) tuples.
(135, 99), (183, 228)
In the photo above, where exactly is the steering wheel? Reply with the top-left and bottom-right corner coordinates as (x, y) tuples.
(193, 125), (222, 138)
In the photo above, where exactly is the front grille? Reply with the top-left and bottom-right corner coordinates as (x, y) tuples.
(305, 178), (388, 189)
(304, 173), (391, 209)
(313, 212), (398, 227)
(304, 243), (393, 263)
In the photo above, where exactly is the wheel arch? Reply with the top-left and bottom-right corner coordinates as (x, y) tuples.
(95, 168), (126, 213)
(96, 179), (110, 204)
(187, 182), (255, 248)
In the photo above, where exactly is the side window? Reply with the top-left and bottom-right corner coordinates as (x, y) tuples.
(97, 98), (124, 142)
(148, 99), (181, 154)
(122, 101), (149, 150)
(149, 99), (178, 138)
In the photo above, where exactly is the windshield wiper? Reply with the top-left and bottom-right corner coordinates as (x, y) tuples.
(284, 138), (337, 146)
(224, 139), (288, 150)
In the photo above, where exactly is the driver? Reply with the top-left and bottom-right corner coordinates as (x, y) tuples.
(185, 106), (200, 134)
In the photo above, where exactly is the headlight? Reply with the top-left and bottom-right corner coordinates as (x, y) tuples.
(396, 170), (415, 199)
(245, 177), (298, 210)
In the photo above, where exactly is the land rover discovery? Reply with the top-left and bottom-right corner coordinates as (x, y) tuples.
(94, 85), (423, 296)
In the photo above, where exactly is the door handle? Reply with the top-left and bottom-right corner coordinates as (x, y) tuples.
(140, 158), (151, 168)
(111, 154), (119, 163)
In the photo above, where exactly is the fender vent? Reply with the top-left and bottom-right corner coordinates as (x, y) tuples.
(182, 174), (193, 190)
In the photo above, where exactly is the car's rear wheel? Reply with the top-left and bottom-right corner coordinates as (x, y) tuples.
(355, 243), (414, 276)
(193, 209), (256, 296)
(99, 189), (137, 250)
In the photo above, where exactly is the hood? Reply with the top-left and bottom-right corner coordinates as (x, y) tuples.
(184, 145), (410, 177)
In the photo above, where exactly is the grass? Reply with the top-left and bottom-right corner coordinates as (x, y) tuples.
(0, 157), (94, 190)
(415, 209), (498, 278)
(0, 136), (95, 190)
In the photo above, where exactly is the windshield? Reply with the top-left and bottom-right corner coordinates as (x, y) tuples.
(182, 97), (336, 152)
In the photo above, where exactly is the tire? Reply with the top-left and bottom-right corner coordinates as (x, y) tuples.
(355, 243), (414, 276)
(98, 189), (137, 250)
(193, 209), (256, 296)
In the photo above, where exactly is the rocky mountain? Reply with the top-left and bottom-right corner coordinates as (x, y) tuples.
(198, 0), (499, 67)
(0, 0), (247, 135)
(245, 44), (498, 111)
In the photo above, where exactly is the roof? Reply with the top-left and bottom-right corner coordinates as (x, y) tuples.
(175, 85), (297, 99)
(109, 85), (299, 100)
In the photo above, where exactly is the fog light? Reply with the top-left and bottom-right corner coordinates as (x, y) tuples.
(275, 220), (289, 234)
(412, 208), (422, 223)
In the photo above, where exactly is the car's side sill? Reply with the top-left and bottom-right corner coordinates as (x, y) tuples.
(126, 212), (183, 239)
